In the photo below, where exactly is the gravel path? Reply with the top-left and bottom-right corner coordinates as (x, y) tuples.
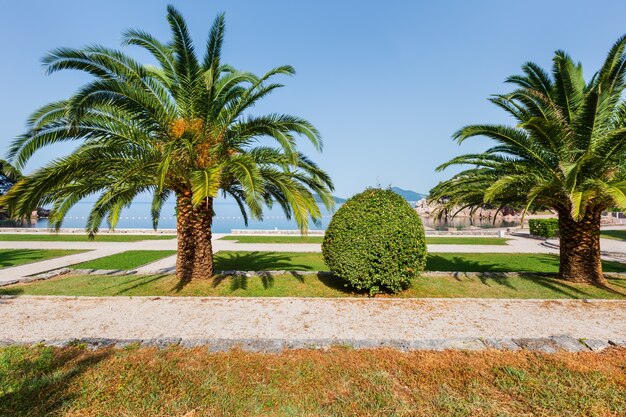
(2, 296), (624, 349)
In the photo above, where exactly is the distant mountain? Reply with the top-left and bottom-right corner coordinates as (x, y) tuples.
(390, 187), (426, 202)
(314, 194), (347, 204)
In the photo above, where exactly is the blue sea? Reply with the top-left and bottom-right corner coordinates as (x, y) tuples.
(9, 198), (522, 232)
(26, 200), (336, 233)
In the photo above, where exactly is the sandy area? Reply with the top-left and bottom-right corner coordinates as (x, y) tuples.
(2, 296), (624, 343)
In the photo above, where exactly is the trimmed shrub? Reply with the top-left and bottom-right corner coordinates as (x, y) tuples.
(322, 188), (427, 294)
(528, 218), (559, 238)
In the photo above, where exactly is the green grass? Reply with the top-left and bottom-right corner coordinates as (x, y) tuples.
(4, 251), (625, 299)
(426, 252), (626, 273)
(0, 249), (86, 269)
(214, 251), (328, 271)
(70, 250), (176, 270)
(0, 233), (175, 242)
(600, 230), (626, 241)
(220, 235), (511, 245)
(2, 270), (624, 299)
(213, 251), (626, 274)
(1, 345), (624, 416)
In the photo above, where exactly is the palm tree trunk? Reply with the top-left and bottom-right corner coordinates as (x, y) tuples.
(176, 193), (214, 282)
(557, 208), (605, 285)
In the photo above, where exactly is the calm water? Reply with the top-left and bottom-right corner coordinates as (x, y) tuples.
(4, 200), (519, 232)
(21, 200), (335, 233)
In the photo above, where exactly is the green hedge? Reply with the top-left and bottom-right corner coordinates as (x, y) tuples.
(322, 188), (427, 294)
(528, 218), (559, 238)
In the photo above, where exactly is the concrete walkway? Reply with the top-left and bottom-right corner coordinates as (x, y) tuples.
(1, 296), (624, 351)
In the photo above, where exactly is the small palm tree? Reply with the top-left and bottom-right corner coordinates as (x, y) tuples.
(2, 6), (334, 282)
(430, 36), (626, 284)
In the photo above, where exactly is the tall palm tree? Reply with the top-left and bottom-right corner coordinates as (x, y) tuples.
(1, 5), (334, 282)
(429, 35), (626, 285)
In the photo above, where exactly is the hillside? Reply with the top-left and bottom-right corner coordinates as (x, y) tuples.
(313, 194), (347, 204)
(390, 187), (426, 201)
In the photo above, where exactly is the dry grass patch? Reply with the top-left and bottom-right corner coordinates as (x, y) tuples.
(0, 346), (624, 416)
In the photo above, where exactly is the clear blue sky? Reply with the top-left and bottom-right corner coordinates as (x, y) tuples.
(1, 0), (625, 198)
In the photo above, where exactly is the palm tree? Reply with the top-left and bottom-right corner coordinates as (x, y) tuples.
(429, 35), (626, 285)
(1, 5), (334, 282)
(0, 160), (22, 183)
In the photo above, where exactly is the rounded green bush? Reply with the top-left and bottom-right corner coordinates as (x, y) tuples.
(322, 188), (427, 294)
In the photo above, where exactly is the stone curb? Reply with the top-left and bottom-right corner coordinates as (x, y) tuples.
(0, 336), (621, 353)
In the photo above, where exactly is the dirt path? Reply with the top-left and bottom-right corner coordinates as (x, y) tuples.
(2, 296), (624, 350)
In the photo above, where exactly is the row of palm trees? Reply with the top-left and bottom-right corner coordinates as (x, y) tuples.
(2, 5), (626, 285)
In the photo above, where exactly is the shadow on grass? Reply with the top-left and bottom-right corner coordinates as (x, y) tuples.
(426, 255), (502, 273)
(454, 272), (626, 298)
(207, 270), (367, 296)
(0, 249), (55, 269)
(214, 251), (313, 271)
(600, 230), (626, 241)
(112, 274), (169, 296)
(316, 272), (370, 296)
(175, 251), (314, 292)
(0, 346), (112, 416)
(0, 287), (24, 297)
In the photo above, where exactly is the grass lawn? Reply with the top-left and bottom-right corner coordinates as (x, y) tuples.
(3, 270), (624, 299)
(601, 230), (626, 241)
(426, 252), (626, 273)
(213, 251), (626, 274)
(0, 249), (86, 269)
(70, 250), (176, 270)
(4, 251), (625, 298)
(220, 235), (511, 245)
(1, 346), (624, 416)
(215, 251), (328, 271)
(0, 234), (175, 242)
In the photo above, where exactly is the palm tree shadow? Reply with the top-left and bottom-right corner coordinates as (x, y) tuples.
(113, 274), (169, 295)
(426, 254), (626, 298)
(214, 251), (312, 272)
(0, 249), (59, 269)
(176, 251), (313, 292)
(427, 255), (501, 275)
(0, 347), (112, 416)
(591, 275), (626, 297)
